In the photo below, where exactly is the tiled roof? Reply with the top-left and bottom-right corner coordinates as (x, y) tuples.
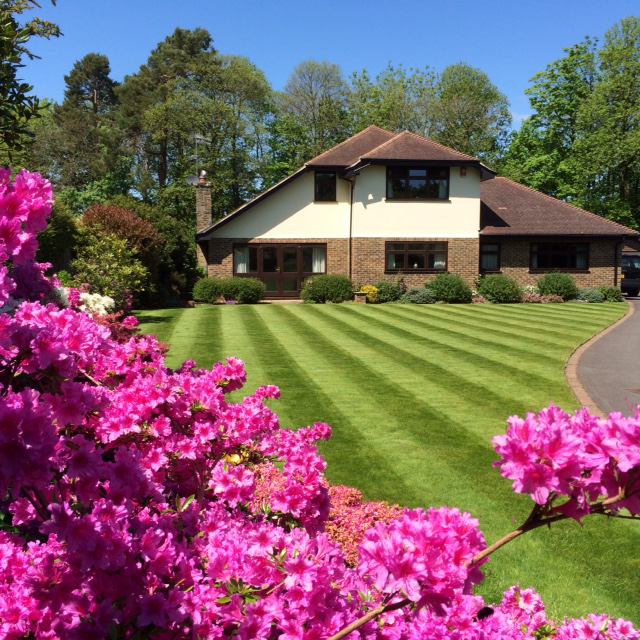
(480, 177), (638, 237)
(306, 125), (396, 167)
(357, 130), (478, 164)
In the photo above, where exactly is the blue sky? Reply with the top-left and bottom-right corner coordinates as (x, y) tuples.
(21, 1), (639, 127)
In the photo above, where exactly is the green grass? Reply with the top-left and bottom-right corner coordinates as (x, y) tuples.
(136, 302), (639, 623)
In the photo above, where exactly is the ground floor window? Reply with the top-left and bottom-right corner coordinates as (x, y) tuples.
(480, 243), (500, 272)
(530, 242), (589, 270)
(385, 241), (447, 273)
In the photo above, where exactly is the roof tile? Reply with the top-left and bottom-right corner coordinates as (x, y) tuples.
(306, 125), (395, 167)
(480, 177), (638, 237)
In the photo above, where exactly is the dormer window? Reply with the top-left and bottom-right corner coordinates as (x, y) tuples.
(386, 166), (449, 200)
(314, 171), (336, 201)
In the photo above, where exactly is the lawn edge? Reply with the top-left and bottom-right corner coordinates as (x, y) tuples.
(565, 301), (635, 416)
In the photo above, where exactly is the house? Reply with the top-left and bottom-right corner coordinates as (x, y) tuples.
(195, 125), (639, 298)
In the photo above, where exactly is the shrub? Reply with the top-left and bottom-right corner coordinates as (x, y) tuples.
(577, 288), (606, 303)
(193, 277), (224, 303)
(301, 274), (353, 303)
(192, 277), (265, 304)
(598, 286), (624, 302)
(359, 284), (379, 303)
(477, 274), (522, 303)
(537, 273), (578, 300)
(233, 277), (266, 304)
(68, 228), (150, 309)
(399, 288), (436, 304)
(425, 273), (472, 303)
(375, 281), (403, 303)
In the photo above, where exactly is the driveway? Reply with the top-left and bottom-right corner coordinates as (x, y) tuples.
(577, 298), (640, 416)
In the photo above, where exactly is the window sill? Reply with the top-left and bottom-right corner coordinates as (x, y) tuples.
(385, 270), (448, 275)
(529, 269), (590, 274)
(481, 269), (503, 274)
(314, 200), (338, 204)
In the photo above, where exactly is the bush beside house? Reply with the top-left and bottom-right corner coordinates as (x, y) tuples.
(477, 275), (522, 303)
(193, 277), (266, 304)
(537, 273), (579, 300)
(301, 275), (354, 303)
(425, 273), (473, 303)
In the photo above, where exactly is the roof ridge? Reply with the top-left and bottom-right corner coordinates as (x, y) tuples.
(400, 130), (479, 161)
(495, 176), (638, 234)
(353, 130), (404, 158)
(306, 125), (394, 165)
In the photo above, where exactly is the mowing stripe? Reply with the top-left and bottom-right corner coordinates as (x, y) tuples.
(136, 308), (186, 346)
(456, 303), (622, 328)
(333, 305), (561, 401)
(423, 304), (610, 338)
(238, 307), (423, 503)
(165, 307), (222, 369)
(274, 305), (510, 506)
(386, 304), (576, 352)
(375, 305), (565, 369)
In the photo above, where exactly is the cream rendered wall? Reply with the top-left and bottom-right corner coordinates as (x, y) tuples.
(351, 165), (481, 238)
(209, 171), (350, 239)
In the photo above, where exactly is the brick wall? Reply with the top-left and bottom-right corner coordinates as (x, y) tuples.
(204, 238), (349, 278)
(496, 239), (621, 287)
(351, 237), (479, 288)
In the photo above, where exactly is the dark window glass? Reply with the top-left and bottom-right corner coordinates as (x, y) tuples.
(480, 243), (500, 272)
(314, 172), (336, 201)
(530, 243), (589, 270)
(262, 247), (278, 272)
(282, 247), (298, 272)
(387, 166), (449, 200)
(623, 254), (640, 270)
(385, 242), (448, 272)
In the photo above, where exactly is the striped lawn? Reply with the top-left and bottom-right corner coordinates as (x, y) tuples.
(136, 303), (639, 623)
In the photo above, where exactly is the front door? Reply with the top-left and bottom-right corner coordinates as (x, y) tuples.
(260, 245), (304, 298)
(234, 243), (327, 298)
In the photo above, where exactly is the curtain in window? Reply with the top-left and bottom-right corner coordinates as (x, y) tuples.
(312, 246), (326, 273)
(234, 247), (249, 274)
(433, 254), (447, 270)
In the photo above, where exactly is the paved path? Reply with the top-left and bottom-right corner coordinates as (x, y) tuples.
(577, 299), (640, 415)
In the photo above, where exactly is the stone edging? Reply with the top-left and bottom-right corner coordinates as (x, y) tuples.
(565, 300), (635, 417)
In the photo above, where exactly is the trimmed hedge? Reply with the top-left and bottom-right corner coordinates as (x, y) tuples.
(477, 274), (522, 303)
(426, 274), (472, 303)
(192, 277), (266, 304)
(375, 281), (403, 303)
(301, 275), (353, 303)
(537, 273), (578, 300)
(598, 286), (624, 302)
(400, 288), (436, 304)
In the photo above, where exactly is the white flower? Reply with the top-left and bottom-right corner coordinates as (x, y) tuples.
(79, 292), (115, 316)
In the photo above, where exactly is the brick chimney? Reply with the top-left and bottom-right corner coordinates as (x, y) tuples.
(195, 170), (212, 232)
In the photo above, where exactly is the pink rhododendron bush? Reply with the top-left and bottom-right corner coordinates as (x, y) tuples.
(0, 168), (639, 639)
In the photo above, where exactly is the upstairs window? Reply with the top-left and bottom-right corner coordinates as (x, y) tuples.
(386, 241), (447, 272)
(386, 166), (449, 200)
(530, 243), (589, 270)
(314, 171), (336, 201)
